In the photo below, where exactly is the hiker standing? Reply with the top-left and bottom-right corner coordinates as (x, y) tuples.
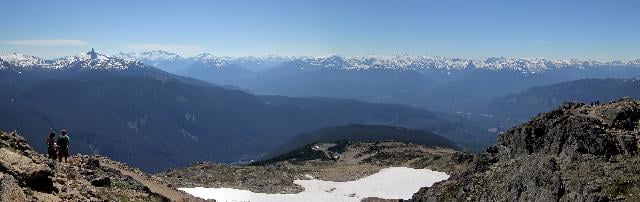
(46, 132), (57, 160)
(57, 130), (70, 163)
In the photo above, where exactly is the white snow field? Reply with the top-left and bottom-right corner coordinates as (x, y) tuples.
(179, 167), (449, 202)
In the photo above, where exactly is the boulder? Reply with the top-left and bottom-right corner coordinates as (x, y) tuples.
(0, 148), (54, 192)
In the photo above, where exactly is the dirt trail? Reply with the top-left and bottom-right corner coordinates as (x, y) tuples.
(99, 160), (206, 202)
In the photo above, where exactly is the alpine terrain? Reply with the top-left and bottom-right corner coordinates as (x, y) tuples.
(3, 1), (638, 201)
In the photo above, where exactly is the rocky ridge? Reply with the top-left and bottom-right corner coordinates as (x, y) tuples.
(0, 130), (203, 201)
(412, 97), (640, 201)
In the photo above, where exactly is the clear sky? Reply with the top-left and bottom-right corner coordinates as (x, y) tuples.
(1, 0), (638, 60)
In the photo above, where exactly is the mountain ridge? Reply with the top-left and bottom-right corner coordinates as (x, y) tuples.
(6, 51), (639, 76)
(103, 50), (640, 114)
(1, 50), (150, 71)
(111, 50), (640, 73)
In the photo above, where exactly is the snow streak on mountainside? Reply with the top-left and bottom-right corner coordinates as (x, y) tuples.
(114, 51), (640, 74)
(0, 49), (150, 71)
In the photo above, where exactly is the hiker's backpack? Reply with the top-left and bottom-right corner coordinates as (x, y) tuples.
(58, 136), (69, 148)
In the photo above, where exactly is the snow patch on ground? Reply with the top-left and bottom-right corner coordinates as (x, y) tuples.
(179, 167), (449, 202)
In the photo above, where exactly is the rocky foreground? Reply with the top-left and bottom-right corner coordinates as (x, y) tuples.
(412, 97), (640, 201)
(0, 131), (203, 201)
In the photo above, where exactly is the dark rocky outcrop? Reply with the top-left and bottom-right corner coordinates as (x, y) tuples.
(90, 176), (111, 187)
(412, 97), (640, 201)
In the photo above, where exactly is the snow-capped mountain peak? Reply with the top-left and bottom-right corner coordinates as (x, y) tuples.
(0, 53), (49, 68)
(193, 53), (215, 60)
(192, 53), (231, 67)
(1, 49), (149, 71)
(114, 50), (182, 61)
(303, 55), (348, 68)
(51, 49), (148, 70)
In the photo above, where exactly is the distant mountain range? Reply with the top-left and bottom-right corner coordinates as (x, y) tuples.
(114, 51), (297, 73)
(109, 51), (640, 112)
(113, 50), (640, 73)
(6, 50), (636, 76)
(0, 50), (490, 172)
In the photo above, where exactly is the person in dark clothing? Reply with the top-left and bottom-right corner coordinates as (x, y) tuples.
(46, 132), (57, 160)
(57, 130), (70, 163)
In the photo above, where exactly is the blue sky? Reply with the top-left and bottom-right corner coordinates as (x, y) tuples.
(1, 0), (638, 60)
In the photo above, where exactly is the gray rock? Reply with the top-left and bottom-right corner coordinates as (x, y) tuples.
(25, 167), (55, 192)
(0, 148), (54, 192)
(0, 173), (27, 202)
